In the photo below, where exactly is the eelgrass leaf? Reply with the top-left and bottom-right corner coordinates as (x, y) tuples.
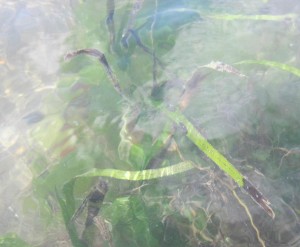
(236, 60), (300, 77)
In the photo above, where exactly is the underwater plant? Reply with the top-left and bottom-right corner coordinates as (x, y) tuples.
(14, 1), (300, 247)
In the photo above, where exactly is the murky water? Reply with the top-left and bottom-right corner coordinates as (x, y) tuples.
(1, 0), (300, 246)
(0, 0), (74, 244)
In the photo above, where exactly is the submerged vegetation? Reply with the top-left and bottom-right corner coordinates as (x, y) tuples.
(2, 0), (300, 246)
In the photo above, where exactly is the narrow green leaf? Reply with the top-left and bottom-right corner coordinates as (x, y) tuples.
(209, 13), (297, 21)
(236, 60), (300, 77)
(72, 161), (195, 181)
(162, 107), (245, 187)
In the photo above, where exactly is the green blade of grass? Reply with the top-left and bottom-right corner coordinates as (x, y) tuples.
(70, 161), (195, 181)
(236, 60), (300, 77)
(161, 107), (244, 187)
(208, 13), (297, 21)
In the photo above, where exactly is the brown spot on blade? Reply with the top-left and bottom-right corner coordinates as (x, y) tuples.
(243, 178), (275, 219)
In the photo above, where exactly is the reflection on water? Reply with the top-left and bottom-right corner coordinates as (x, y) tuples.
(0, 0), (74, 244)
(1, 0), (300, 246)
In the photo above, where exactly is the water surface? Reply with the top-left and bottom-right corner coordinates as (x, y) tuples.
(1, 1), (300, 246)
